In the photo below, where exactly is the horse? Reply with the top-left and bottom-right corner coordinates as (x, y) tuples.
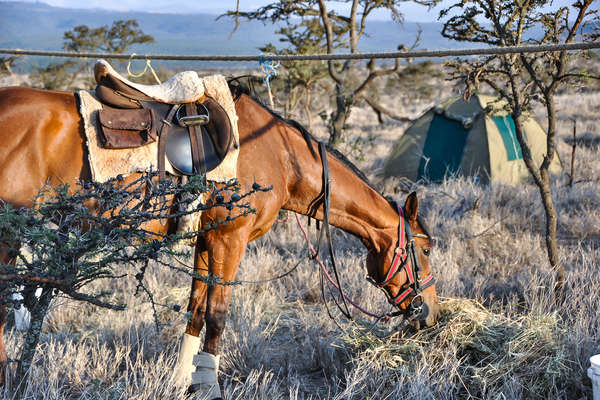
(0, 83), (439, 398)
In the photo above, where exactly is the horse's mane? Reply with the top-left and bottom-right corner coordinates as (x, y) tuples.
(227, 77), (377, 193)
(227, 77), (433, 239)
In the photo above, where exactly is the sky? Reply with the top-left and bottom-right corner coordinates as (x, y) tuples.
(16, 0), (462, 22)
(17, 0), (579, 22)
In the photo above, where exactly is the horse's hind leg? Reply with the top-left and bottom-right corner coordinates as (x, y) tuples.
(174, 245), (209, 387)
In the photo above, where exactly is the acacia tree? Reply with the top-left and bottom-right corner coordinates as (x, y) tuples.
(260, 18), (330, 126)
(0, 56), (20, 76)
(30, 20), (153, 90)
(225, 0), (434, 144)
(440, 0), (599, 293)
(0, 172), (269, 389)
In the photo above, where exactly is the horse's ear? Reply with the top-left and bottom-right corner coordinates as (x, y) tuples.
(404, 192), (419, 223)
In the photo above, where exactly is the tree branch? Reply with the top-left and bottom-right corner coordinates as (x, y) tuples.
(361, 96), (413, 123)
(317, 0), (344, 85)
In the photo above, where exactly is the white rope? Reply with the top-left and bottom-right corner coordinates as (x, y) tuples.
(126, 53), (162, 84)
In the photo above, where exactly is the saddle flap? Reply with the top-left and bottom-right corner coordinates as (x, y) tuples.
(97, 106), (156, 149)
(202, 97), (233, 159)
(164, 98), (234, 176)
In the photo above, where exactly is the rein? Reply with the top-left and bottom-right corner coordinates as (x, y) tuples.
(294, 212), (388, 320)
(312, 143), (352, 319)
(307, 142), (435, 323)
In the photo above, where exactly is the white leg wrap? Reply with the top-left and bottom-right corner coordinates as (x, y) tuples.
(174, 333), (202, 387)
(190, 351), (221, 399)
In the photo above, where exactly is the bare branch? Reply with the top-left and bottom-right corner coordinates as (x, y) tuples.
(361, 96), (413, 123)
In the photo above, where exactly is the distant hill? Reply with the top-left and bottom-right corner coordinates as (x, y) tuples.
(0, 1), (460, 70)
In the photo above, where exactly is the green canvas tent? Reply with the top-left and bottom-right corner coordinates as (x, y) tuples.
(383, 94), (562, 184)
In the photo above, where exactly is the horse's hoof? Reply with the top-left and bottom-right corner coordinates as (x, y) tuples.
(186, 384), (222, 400)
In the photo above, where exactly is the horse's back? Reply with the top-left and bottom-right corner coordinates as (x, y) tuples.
(0, 87), (87, 207)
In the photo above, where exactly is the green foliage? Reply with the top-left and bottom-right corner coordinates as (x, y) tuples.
(260, 17), (331, 119)
(29, 19), (154, 91)
(1, 172), (267, 308)
(28, 59), (78, 90)
(63, 19), (153, 54)
(0, 56), (20, 76)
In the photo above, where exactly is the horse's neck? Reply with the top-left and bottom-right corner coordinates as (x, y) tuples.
(234, 93), (397, 249)
(280, 132), (397, 250)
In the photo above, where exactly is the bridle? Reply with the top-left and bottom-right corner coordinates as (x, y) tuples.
(310, 142), (435, 323)
(366, 203), (435, 321)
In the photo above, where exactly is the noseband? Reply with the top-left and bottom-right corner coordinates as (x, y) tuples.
(366, 203), (435, 319)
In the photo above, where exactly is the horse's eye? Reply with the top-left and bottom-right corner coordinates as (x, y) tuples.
(423, 248), (430, 256)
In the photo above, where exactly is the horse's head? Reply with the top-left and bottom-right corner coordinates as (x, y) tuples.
(366, 192), (439, 329)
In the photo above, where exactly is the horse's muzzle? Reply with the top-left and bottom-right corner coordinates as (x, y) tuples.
(407, 295), (439, 329)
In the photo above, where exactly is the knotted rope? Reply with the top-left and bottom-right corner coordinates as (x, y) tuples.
(126, 53), (162, 84)
(259, 54), (280, 109)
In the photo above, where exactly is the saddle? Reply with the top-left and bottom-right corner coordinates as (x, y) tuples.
(93, 60), (233, 177)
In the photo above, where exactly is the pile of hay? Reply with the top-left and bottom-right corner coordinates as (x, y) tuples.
(344, 298), (583, 398)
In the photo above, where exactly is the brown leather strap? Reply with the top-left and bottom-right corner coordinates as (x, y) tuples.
(186, 103), (206, 176)
(158, 105), (180, 181)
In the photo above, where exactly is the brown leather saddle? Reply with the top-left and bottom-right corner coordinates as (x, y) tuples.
(93, 62), (233, 178)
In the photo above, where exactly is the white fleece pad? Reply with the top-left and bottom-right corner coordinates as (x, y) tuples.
(96, 59), (205, 104)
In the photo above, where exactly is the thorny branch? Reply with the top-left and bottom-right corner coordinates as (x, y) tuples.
(0, 170), (272, 326)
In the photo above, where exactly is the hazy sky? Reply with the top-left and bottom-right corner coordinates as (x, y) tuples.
(17, 0), (463, 22)
(18, 0), (578, 22)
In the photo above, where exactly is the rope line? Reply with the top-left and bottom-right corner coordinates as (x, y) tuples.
(1, 41), (598, 62)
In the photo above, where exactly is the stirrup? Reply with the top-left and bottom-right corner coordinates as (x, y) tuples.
(177, 103), (210, 127)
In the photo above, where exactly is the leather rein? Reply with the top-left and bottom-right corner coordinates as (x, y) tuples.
(311, 142), (435, 322)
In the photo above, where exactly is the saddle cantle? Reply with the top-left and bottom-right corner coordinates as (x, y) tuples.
(93, 60), (233, 177)
(94, 59), (205, 104)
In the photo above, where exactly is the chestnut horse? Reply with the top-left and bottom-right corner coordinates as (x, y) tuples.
(0, 84), (439, 398)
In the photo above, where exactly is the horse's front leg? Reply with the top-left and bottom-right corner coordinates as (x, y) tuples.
(191, 232), (247, 400)
(174, 241), (210, 388)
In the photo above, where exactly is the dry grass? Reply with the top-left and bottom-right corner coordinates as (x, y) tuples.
(1, 66), (599, 399)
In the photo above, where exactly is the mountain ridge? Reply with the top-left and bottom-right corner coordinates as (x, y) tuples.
(0, 1), (459, 69)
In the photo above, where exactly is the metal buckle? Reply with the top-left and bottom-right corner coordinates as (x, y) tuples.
(394, 246), (406, 256)
(408, 294), (424, 320)
(177, 103), (209, 127)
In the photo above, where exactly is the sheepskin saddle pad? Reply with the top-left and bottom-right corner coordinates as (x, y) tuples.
(76, 60), (239, 184)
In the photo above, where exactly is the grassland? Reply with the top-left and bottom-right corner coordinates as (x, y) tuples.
(0, 65), (599, 399)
